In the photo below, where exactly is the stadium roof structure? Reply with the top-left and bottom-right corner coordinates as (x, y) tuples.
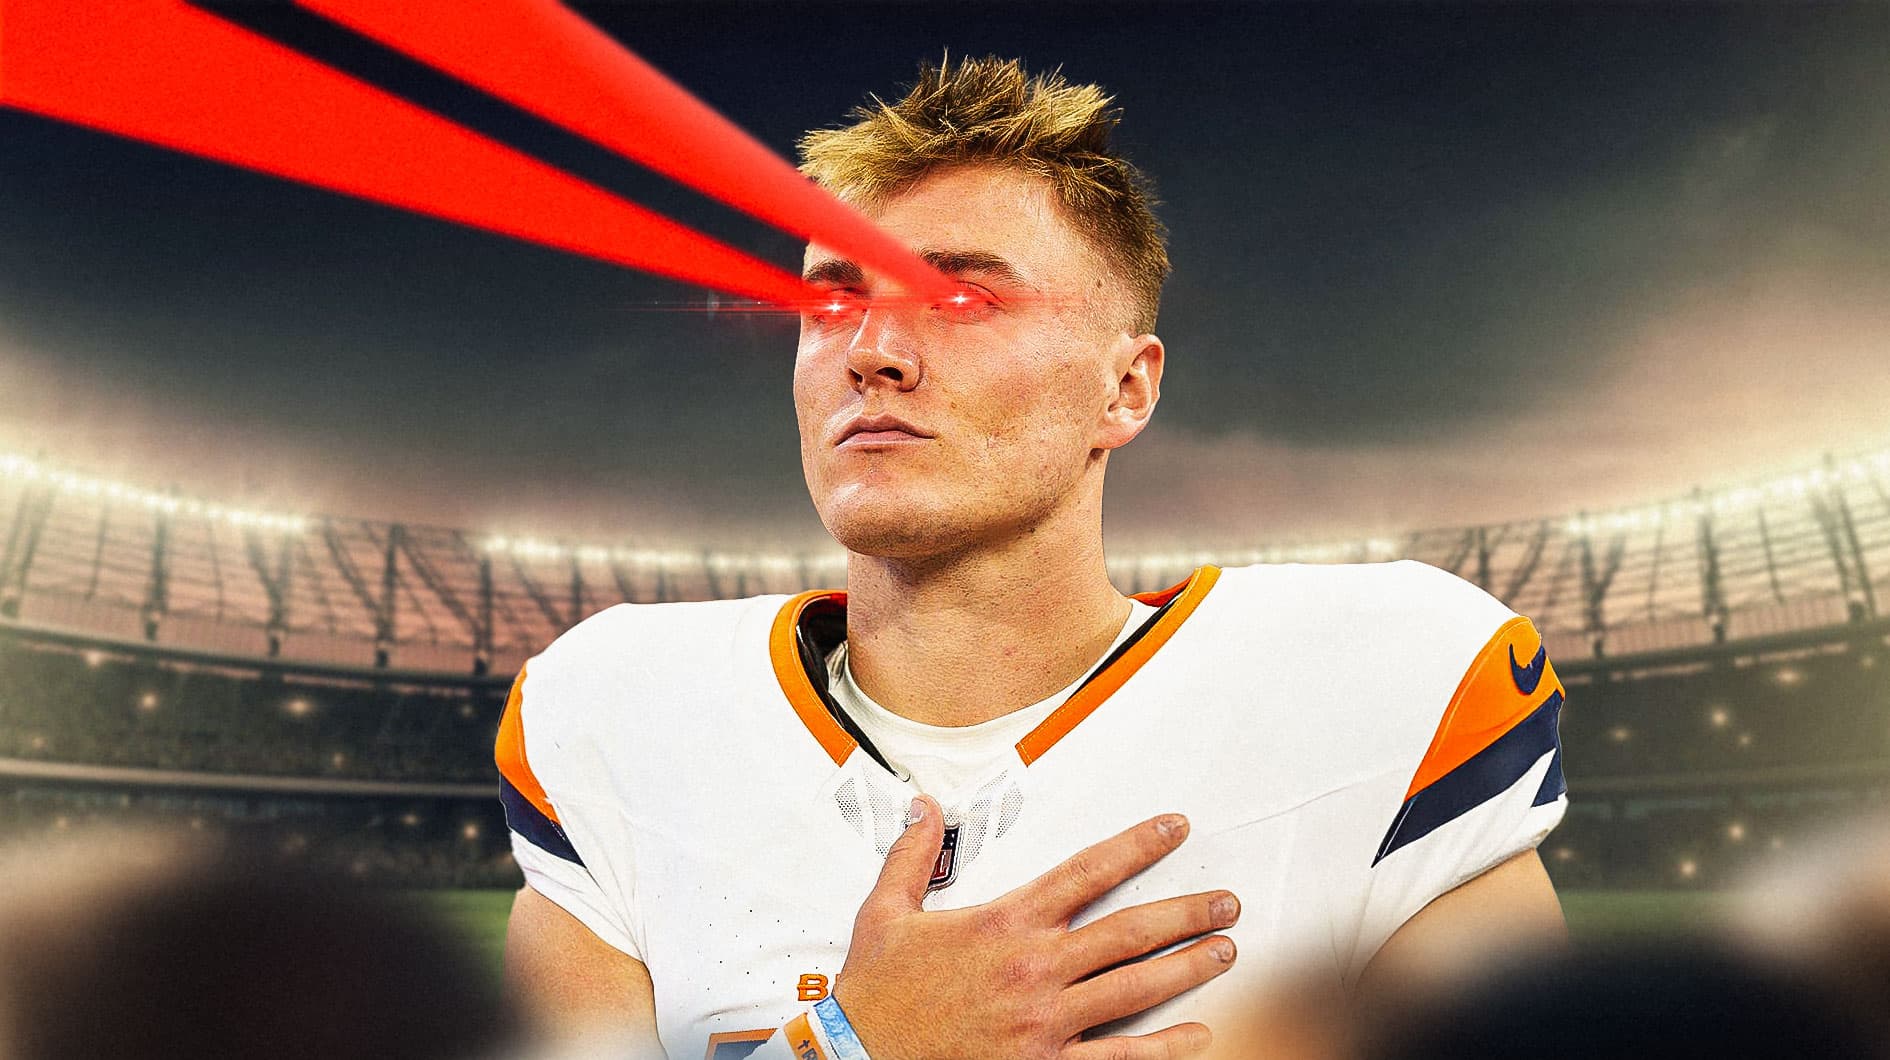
(2, 446), (1887, 674)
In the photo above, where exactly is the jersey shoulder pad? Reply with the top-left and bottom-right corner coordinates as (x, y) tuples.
(1374, 574), (1566, 863)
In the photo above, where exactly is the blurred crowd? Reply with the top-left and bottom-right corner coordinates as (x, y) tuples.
(2, 816), (1889, 1059)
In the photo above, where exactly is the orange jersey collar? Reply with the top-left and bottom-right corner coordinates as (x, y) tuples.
(768, 566), (1222, 768)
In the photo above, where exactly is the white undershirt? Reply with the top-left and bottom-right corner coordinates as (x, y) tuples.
(825, 598), (1158, 803)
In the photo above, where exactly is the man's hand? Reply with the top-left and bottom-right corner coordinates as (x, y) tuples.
(832, 796), (1239, 1060)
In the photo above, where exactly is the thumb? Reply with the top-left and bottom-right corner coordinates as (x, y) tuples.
(863, 795), (945, 921)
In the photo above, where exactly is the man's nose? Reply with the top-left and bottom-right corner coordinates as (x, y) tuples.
(845, 308), (923, 392)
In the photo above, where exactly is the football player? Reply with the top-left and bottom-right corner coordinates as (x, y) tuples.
(500, 56), (1569, 1060)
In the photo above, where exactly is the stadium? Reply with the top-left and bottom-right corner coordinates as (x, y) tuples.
(3, 440), (1887, 960)
(10, 2), (1890, 1051)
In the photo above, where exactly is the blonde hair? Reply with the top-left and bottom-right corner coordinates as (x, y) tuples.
(798, 54), (1170, 333)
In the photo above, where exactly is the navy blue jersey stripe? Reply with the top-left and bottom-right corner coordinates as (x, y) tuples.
(1532, 743), (1566, 807)
(500, 775), (584, 865)
(1373, 689), (1564, 866)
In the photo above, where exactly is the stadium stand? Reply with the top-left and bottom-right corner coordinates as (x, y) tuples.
(1, 446), (1887, 888)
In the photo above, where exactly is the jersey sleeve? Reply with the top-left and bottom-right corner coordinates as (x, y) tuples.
(1347, 602), (1569, 982)
(495, 656), (643, 962)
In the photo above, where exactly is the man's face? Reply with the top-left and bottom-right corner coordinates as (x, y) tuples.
(794, 164), (1145, 560)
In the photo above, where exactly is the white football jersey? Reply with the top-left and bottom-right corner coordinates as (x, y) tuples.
(497, 560), (1568, 1060)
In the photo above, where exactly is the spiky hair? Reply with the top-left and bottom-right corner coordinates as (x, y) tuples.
(798, 54), (1170, 333)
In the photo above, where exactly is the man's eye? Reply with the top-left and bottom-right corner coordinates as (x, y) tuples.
(804, 292), (865, 325)
(934, 287), (997, 317)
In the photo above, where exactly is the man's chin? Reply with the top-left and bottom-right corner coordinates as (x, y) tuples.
(822, 507), (972, 560)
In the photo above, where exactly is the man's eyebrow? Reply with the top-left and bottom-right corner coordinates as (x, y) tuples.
(802, 258), (864, 287)
(801, 250), (1034, 290)
(918, 249), (1033, 288)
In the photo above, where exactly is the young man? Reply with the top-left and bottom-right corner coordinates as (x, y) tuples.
(500, 57), (1568, 1060)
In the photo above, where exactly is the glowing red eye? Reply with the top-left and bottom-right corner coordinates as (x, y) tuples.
(804, 293), (864, 324)
(937, 288), (993, 314)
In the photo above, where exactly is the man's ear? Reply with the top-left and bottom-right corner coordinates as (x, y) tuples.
(1097, 332), (1164, 451)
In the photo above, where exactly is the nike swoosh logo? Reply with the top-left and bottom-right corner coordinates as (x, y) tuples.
(1509, 643), (1547, 695)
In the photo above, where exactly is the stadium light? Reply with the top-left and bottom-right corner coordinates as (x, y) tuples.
(0, 452), (308, 536)
(12, 436), (1890, 585)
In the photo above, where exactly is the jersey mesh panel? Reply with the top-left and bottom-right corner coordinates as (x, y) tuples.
(833, 769), (1024, 872)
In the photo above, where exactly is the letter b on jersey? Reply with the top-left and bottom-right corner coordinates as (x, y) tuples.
(796, 973), (830, 1002)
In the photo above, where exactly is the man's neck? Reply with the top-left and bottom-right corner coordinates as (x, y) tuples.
(841, 509), (1132, 729)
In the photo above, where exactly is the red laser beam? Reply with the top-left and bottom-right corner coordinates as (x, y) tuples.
(294, 0), (961, 305)
(0, 0), (815, 305)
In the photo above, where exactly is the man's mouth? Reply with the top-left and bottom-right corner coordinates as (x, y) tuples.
(834, 413), (935, 446)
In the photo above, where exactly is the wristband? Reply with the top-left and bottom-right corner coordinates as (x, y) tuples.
(812, 995), (873, 1060)
(751, 998), (874, 1060)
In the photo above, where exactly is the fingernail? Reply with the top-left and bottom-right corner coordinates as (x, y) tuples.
(1211, 893), (1239, 926)
(905, 797), (926, 826)
(1208, 938), (1235, 962)
(1157, 814), (1188, 839)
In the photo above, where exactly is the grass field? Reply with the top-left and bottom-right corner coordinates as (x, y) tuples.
(415, 889), (1730, 983)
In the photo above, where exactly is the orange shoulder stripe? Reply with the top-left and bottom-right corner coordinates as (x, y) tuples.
(494, 661), (561, 825)
(769, 588), (858, 766)
(1016, 565), (1221, 766)
(1404, 615), (1564, 801)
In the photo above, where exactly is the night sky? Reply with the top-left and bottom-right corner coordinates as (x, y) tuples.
(4, 2), (1889, 554)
